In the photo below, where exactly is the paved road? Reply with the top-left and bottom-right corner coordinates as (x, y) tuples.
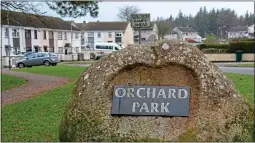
(218, 67), (254, 75)
(2, 69), (70, 106)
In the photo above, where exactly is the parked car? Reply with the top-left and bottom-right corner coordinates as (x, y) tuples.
(15, 52), (59, 68)
(20, 51), (34, 57)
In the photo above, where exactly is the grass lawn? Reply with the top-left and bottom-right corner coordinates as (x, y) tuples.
(2, 74), (27, 91)
(1, 66), (254, 142)
(61, 60), (97, 65)
(226, 73), (254, 104)
(226, 63), (254, 67)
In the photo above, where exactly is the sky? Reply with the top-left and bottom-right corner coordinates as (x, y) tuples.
(39, 2), (254, 23)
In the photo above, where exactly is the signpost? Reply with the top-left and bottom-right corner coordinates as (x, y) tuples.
(131, 13), (151, 44)
(111, 85), (190, 117)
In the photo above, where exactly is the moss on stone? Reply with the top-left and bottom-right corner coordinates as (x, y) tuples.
(178, 128), (198, 142)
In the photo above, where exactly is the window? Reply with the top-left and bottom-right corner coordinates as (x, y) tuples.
(58, 32), (62, 40)
(49, 53), (57, 57)
(108, 32), (112, 38)
(28, 53), (36, 59)
(64, 32), (67, 40)
(34, 30), (37, 39)
(88, 32), (94, 37)
(115, 46), (119, 50)
(115, 32), (122, 37)
(49, 31), (54, 39)
(37, 53), (44, 57)
(5, 28), (9, 37)
(75, 47), (79, 53)
(75, 33), (79, 39)
(97, 32), (101, 38)
(43, 31), (47, 39)
(58, 47), (63, 53)
(25, 30), (31, 38)
(95, 45), (113, 50)
(12, 29), (19, 38)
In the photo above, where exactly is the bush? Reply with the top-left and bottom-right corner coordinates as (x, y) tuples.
(239, 38), (255, 42)
(197, 43), (229, 50)
(229, 41), (255, 53)
(201, 48), (228, 53)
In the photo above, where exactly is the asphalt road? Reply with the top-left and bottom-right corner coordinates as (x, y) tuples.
(218, 67), (254, 75)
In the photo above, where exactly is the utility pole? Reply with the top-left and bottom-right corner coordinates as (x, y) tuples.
(138, 27), (141, 44)
(70, 20), (73, 54)
(7, 11), (11, 70)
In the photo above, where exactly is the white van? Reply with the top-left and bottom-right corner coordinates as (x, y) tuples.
(92, 43), (123, 59)
(94, 43), (122, 52)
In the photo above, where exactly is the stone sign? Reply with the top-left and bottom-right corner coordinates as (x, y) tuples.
(111, 85), (190, 116)
(60, 40), (251, 142)
(131, 13), (150, 28)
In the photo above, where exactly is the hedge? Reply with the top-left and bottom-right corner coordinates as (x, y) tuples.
(197, 41), (255, 53)
(197, 43), (229, 50)
(229, 41), (255, 53)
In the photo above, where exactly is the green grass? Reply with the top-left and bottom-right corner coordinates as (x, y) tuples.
(13, 65), (86, 79)
(226, 73), (254, 104)
(61, 60), (97, 65)
(226, 63), (254, 67)
(2, 65), (86, 142)
(2, 66), (254, 142)
(2, 74), (27, 91)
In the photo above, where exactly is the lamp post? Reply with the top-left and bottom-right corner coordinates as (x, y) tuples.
(222, 26), (227, 39)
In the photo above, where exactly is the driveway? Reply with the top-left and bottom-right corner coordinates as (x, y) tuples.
(2, 69), (70, 106)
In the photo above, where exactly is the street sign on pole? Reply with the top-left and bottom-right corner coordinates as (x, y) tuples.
(131, 13), (151, 44)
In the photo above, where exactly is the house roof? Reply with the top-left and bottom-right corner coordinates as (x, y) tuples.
(229, 26), (248, 32)
(83, 21), (129, 31)
(1, 10), (80, 31)
(177, 26), (197, 32)
(133, 22), (156, 30)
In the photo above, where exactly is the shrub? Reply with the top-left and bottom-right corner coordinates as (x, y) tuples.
(204, 33), (217, 43)
(197, 43), (229, 50)
(229, 41), (255, 53)
(239, 38), (255, 42)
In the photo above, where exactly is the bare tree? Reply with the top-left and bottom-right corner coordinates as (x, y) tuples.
(156, 17), (170, 40)
(117, 5), (140, 22)
(1, 1), (99, 18)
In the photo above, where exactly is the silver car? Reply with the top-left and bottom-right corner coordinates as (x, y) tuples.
(15, 52), (60, 68)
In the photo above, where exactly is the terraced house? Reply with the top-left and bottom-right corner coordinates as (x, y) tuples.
(76, 21), (134, 50)
(1, 10), (80, 56)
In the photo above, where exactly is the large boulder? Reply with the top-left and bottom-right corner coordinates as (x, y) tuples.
(59, 40), (252, 142)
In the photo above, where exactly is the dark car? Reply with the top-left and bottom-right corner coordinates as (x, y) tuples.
(15, 52), (60, 68)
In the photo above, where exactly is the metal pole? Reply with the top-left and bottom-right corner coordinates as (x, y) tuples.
(71, 20), (73, 54)
(7, 11), (11, 70)
(138, 27), (141, 44)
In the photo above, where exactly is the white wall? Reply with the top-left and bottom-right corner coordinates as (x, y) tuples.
(71, 31), (81, 53)
(30, 28), (41, 51)
(248, 24), (254, 34)
(1, 25), (26, 56)
(228, 31), (248, 39)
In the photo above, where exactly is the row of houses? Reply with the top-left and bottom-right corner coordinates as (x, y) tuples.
(3, 10), (252, 57)
(1, 11), (137, 56)
(228, 25), (254, 39)
(2, 10), (204, 57)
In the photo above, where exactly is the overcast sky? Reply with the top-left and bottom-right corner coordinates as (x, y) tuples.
(40, 2), (254, 23)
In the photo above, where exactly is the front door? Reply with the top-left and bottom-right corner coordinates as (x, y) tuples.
(44, 46), (48, 52)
